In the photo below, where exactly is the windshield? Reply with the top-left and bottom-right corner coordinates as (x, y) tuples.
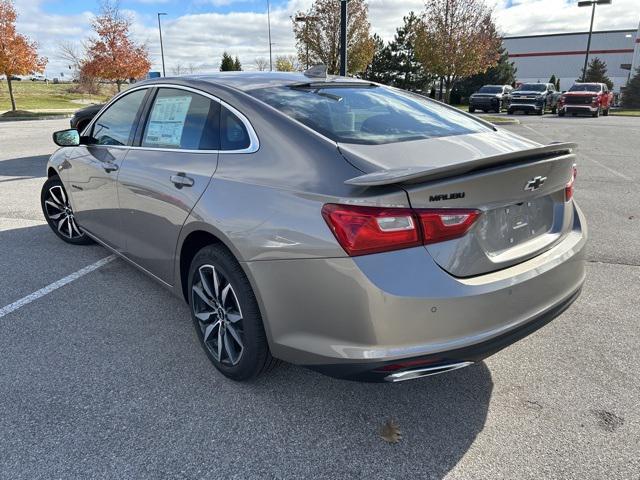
(247, 84), (492, 145)
(515, 84), (546, 92)
(478, 86), (502, 94)
(569, 84), (601, 92)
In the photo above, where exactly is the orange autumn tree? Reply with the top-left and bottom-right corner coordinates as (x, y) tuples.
(0, 0), (47, 111)
(82, 2), (150, 92)
(415, 0), (501, 103)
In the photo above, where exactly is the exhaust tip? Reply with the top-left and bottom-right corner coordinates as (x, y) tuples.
(384, 361), (474, 383)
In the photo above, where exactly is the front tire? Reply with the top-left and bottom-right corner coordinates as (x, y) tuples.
(41, 176), (93, 245)
(468, 106), (475, 113)
(592, 107), (600, 118)
(188, 244), (279, 381)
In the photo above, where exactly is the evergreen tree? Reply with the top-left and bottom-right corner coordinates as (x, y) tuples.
(387, 12), (432, 92)
(622, 68), (640, 109)
(233, 56), (242, 71)
(363, 13), (432, 92)
(456, 46), (516, 100)
(581, 57), (613, 89)
(362, 34), (393, 84)
(549, 74), (557, 87)
(220, 52), (235, 71)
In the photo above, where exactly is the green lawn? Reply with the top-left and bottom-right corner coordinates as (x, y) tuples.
(0, 80), (113, 111)
(610, 109), (640, 117)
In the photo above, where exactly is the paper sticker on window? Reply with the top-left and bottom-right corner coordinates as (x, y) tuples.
(144, 95), (192, 147)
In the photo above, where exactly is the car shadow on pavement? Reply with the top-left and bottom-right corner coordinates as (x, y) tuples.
(240, 360), (493, 478)
(0, 154), (50, 179)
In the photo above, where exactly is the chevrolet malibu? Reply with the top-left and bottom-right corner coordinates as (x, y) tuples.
(41, 72), (587, 382)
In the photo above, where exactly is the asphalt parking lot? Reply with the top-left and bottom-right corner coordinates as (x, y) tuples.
(1, 115), (639, 479)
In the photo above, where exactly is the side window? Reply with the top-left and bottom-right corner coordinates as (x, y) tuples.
(221, 106), (251, 151)
(91, 89), (147, 146)
(142, 88), (221, 150)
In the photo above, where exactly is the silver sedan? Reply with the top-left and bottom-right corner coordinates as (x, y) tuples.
(42, 71), (586, 382)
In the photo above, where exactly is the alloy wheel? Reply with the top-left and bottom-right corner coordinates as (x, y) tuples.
(43, 185), (84, 240)
(192, 264), (245, 366)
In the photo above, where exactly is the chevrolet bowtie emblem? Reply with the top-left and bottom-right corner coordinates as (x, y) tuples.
(524, 175), (547, 192)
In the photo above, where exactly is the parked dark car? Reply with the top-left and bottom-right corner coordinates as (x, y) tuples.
(508, 83), (560, 115)
(468, 85), (512, 113)
(70, 103), (104, 132)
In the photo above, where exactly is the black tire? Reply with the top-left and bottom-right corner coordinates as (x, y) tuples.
(41, 176), (93, 245)
(572, 112), (577, 116)
(537, 103), (545, 115)
(188, 244), (279, 381)
(468, 106), (475, 113)
(592, 108), (600, 118)
(558, 110), (565, 117)
(482, 109), (488, 113)
(507, 109), (514, 115)
(551, 105), (557, 114)
(494, 101), (502, 113)
(603, 108), (609, 116)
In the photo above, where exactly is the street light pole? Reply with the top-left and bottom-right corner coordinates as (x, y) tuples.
(157, 12), (167, 77)
(578, 0), (611, 81)
(267, 0), (273, 71)
(339, 0), (348, 76)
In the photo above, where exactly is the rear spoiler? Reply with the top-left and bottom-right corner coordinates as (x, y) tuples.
(345, 142), (577, 187)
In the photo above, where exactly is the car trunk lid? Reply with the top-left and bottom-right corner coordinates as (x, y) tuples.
(339, 131), (577, 277)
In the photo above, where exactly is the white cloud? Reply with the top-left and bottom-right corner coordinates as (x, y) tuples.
(13, 0), (640, 77)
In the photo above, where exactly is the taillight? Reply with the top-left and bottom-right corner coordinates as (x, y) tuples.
(565, 165), (577, 201)
(322, 204), (481, 256)
(418, 210), (481, 245)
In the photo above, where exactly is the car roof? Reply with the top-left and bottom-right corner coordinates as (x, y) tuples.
(142, 72), (373, 92)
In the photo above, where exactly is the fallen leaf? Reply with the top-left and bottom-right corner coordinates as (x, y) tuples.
(380, 418), (402, 444)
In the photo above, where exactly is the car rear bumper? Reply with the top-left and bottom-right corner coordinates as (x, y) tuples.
(243, 203), (587, 379)
(560, 105), (599, 113)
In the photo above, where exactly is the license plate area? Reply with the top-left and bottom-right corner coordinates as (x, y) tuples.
(480, 196), (555, 256)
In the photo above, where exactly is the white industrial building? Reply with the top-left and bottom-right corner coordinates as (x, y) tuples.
(503, 24), (640, 93)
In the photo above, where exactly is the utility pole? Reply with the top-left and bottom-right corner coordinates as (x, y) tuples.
(339, 0), (349, 76)
(157, 12), (167, 77)
(578, 0), (612, 81)
(267, 0), (273, 71)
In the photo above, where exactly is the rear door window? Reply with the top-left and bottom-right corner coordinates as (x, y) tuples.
(142, 88), (220, 150)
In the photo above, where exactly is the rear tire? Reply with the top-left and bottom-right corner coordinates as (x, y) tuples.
(188, 244), (279, 381)
(468, 106), (475, 113)
(41, 176), (93, 245)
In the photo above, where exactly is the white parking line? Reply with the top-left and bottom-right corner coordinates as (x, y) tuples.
(0, 255), (117, 319)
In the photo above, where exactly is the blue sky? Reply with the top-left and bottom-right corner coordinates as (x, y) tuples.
(14, 0), (640, 77)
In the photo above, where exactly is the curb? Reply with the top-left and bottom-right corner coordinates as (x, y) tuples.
(487, 118), (520, 125)
(0, 114), (72, 122)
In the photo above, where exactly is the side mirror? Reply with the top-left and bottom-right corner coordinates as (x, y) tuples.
(53, 129), (80, 147)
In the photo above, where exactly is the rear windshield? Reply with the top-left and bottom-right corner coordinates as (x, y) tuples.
(247, 84), (491, 145)
(478, 86), (502, 94)
(515, 84), (546, 92)
(569, 84), (601, 92)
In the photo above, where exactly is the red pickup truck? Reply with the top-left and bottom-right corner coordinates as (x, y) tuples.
(557, 82), (613, 117)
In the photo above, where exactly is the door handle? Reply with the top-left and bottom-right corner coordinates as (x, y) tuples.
(170, 173), (194, 188)
(101, 162), (119, 173)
